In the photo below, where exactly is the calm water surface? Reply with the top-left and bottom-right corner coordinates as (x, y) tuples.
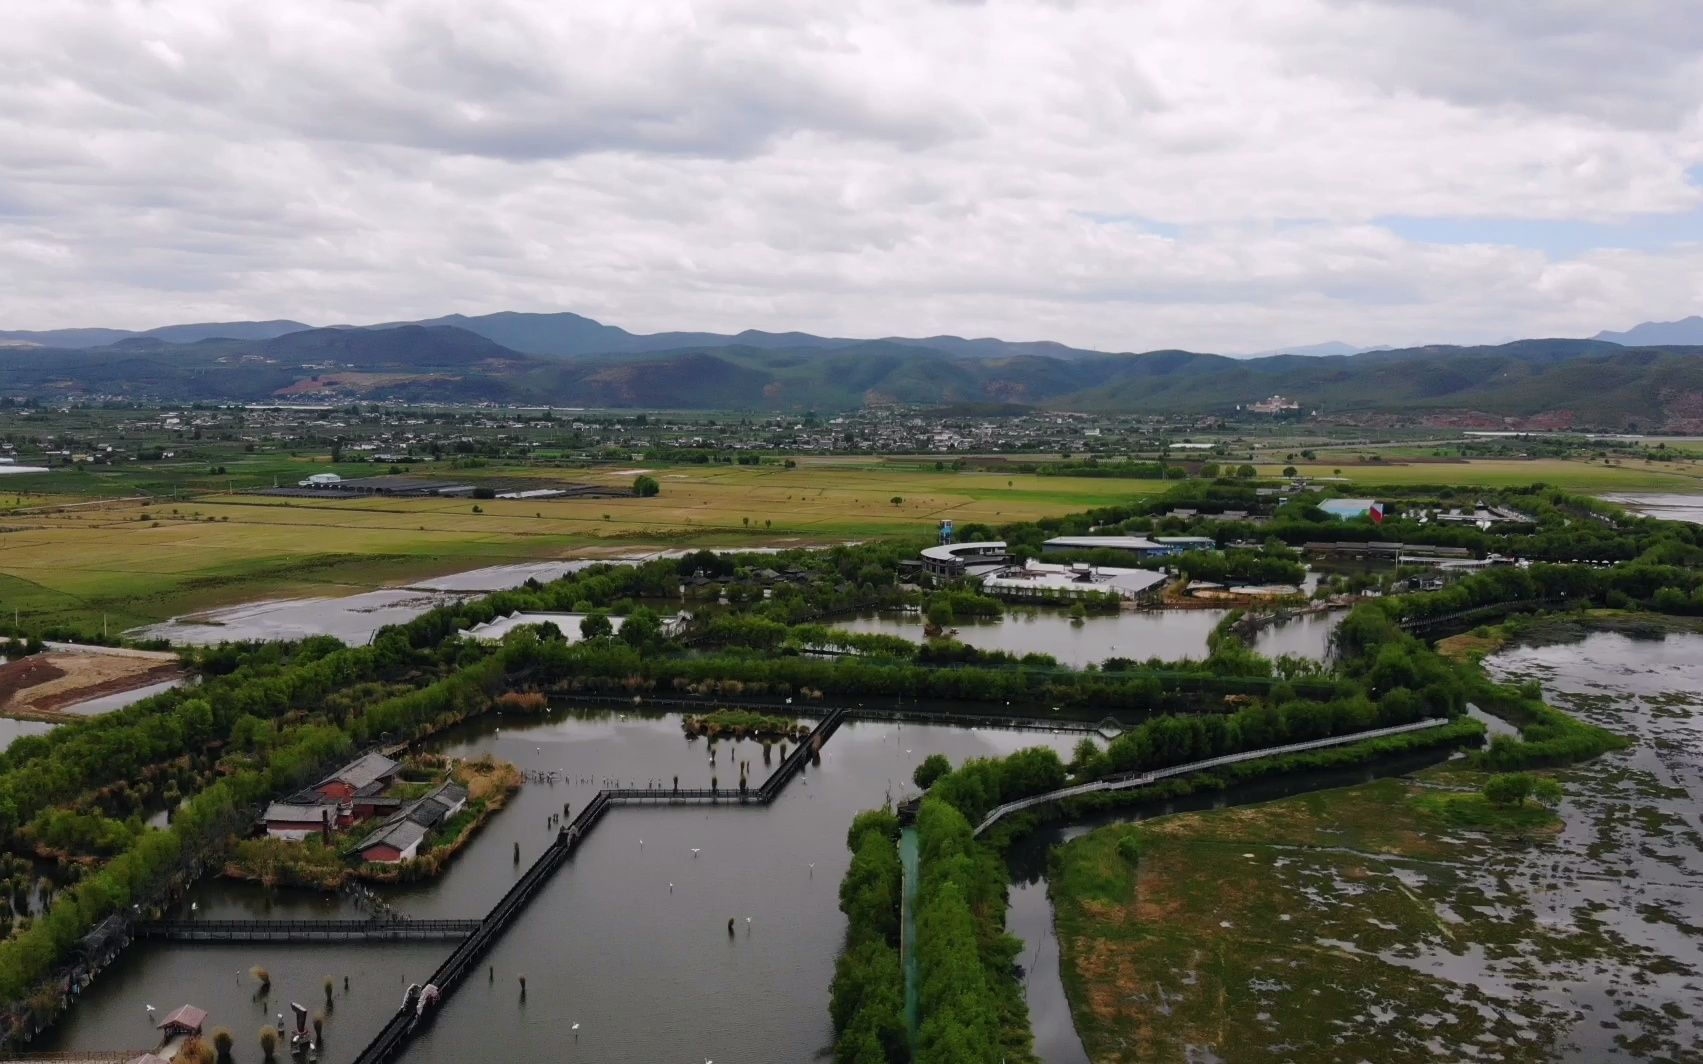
(1601, 493), (1703, 525)
(0, 716), (55, 753)
(833, 607), (1340, 667)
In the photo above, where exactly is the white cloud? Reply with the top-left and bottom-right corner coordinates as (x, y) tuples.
(1, 0), (1701, 351)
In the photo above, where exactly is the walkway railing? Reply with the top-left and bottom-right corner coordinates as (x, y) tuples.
(138, 919), (478, 943)
(1397, 599), (1561, 634)
(972, 717), (1452, 836)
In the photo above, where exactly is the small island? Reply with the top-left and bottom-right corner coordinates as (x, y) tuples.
(225, 753), (521, 889)
(682, 709), (809, 742)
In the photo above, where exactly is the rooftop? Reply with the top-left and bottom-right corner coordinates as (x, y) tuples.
(982, 559), (1167, 599)
(156, 1004), (207, 1032)
(921, 540), (1008, 562)
(356, 817), (429, 855)
(320, 751), (400, 791)
(263, 800), (337, 823)
(1042, 535), (1161, 550)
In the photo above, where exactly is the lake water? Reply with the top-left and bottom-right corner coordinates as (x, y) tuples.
(832, 606), (1341, 667)
(0, 716), (55, 753)
(127, 554), (739, 645)
(58, 678), (184, 717)
(1601, 492), (1703, 524)
(126, 562), (624, 646)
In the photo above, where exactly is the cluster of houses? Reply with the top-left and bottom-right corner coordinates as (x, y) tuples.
(262, 752), (468, 864)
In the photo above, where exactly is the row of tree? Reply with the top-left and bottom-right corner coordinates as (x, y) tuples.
(830, 808), (908, 1064)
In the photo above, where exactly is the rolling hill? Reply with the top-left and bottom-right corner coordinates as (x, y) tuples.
(5, 325), (1703, 429)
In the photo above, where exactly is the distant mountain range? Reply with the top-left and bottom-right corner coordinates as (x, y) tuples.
(1240, 341), (1393, 357)
(0, 311), (1120, 362)
(7, 307), (1699, 360)
(5, 318), (1703, 429)
(0, 320), (310, 349)
(1596, 316), (1703, 346)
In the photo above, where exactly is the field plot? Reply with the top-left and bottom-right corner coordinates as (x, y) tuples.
(0, 650), (181, 719)
(0, 463), (1164, 631)
(1271, 457), (1703, 491)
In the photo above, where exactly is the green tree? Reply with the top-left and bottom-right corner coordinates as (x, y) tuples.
(913, 753), (951, 790)
(618, 606), (664, 650)
(1482, 772), (1536, 807)
(579, 612), (614, 641)
(633, 475), (661, 497)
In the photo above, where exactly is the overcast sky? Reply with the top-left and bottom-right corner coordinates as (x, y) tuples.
(3, 0), (1702, 353)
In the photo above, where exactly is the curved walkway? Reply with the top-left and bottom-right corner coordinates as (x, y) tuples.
(972, 717), (1451, 836)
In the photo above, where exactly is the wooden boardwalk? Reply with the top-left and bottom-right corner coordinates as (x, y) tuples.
(138, 919), (479, 943)
(972, 717), (1453, 836)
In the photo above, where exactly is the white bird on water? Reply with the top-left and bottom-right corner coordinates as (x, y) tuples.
(571, 1023), (580, 1031)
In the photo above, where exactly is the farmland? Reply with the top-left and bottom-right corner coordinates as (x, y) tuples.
(3, 442), (1702, 635)
(0, 459), (1167, 632)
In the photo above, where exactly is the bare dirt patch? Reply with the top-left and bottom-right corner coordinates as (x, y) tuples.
(0, 652), (182, 717)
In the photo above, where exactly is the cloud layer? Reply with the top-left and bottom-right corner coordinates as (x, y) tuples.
(3, 0), (1701, 352)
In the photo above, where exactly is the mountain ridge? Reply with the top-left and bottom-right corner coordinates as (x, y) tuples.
(1596, 316), (1703, 346)
(5, 327), (1703, 429)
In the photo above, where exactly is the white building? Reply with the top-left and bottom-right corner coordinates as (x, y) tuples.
(981, 559), (1167, 602)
